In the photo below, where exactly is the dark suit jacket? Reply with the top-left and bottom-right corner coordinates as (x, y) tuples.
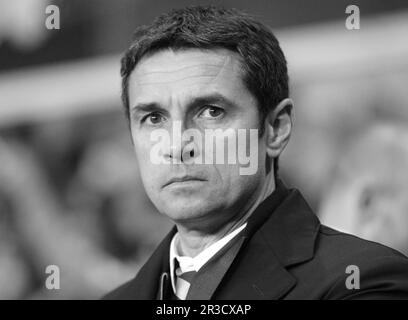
(104, 182), (408, 300)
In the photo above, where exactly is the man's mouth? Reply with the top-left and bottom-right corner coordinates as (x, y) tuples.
(163, 175), (207, 188)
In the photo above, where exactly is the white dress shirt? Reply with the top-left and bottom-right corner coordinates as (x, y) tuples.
(169, 223), (247, 299)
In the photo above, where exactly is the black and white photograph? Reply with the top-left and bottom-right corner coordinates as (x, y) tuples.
(1, 0), (408, 305)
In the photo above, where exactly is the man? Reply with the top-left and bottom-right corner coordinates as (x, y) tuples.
(104, 6), (408, 300)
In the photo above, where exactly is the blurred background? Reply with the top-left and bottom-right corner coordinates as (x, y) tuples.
(1, 0), (408, 299)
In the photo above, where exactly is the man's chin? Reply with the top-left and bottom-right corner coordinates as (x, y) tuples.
(157, 199), (222, 224)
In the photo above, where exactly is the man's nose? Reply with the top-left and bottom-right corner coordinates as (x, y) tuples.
(162, 121), (200, 164)
(164, 144), (198, 163)
(163, 139), (201, 164)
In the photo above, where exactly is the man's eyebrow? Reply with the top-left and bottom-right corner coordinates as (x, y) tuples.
(188, 93), (236, 109)
(130, 103), (167, 114)
(130, 94), (237, 115)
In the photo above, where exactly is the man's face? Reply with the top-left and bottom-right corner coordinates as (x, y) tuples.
(128, 48), (267, 230)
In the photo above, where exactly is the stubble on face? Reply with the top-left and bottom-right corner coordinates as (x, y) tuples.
(127, 48), (266, 232)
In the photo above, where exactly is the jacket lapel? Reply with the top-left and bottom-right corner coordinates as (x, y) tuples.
(259, 189), (321, 267)
(214, 233), (297, 299)
(213, 183), (321, 300)
(126, 226), (176, 299)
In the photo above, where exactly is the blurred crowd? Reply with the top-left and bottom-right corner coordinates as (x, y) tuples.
(0, 112), (172, 299)
(319, 122), (408, 256)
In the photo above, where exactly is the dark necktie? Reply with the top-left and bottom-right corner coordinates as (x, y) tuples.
(174, 260), (197, 299)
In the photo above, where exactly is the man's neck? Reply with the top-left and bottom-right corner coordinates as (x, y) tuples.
(175, 173), (276, 257)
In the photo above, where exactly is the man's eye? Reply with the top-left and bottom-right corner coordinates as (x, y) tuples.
(199, 106), (224, 119)
(143, 113), (165, 125)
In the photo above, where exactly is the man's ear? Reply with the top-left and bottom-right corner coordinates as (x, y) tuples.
(265, 98), (294, 158)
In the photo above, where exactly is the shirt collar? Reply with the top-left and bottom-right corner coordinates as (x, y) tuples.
(169, 223), (247, 294)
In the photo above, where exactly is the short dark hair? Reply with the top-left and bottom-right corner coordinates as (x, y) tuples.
(121, 5), (289, 176)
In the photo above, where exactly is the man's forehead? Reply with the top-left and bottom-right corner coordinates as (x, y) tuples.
(129, 48), (244, 86)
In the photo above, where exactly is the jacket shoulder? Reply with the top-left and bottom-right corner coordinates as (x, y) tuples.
(317, 224), (407, 259)
(308, 225), (408, 299)
(101, 277), (138, 300)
